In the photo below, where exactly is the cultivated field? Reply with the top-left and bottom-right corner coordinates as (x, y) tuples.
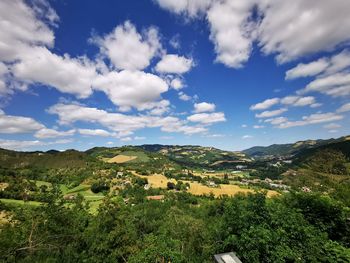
(137, 173), (176, 188)
(186, 181), (277, 197)
(107, 154), (137, 163)
(134, 173), (278, 197)
(193, 171), (248, 178)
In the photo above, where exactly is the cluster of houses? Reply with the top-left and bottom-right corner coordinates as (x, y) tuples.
(239, 178), (291, 191)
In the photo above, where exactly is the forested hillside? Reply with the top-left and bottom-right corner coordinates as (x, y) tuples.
(243, 136), (350, 158)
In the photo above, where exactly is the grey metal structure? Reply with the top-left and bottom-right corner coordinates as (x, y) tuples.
(214, 252), (242, 263)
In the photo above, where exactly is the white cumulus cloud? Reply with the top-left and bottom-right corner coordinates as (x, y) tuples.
(0, 111), (44, 133)
(250, 98), (280, 111)
(93, 70), (168, 111)
(337, 103), (350, 113)
(156, 0), (350, 67)
(194, 102), (216, 113)
(92, 21), (161, 70)
(277, 112), (343, 129)
(187, 112), (226, 124)
(34, 128), (75, 139)
(255, 108), (287, 118)
(155, 54), (193, 74)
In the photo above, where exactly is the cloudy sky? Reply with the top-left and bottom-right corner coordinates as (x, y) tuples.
(0, 0), (350, 151)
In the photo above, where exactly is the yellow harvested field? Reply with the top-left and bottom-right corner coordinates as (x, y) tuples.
(106, 155), (137, 163)
(137, 173), (176, 188)
(133, 172), (278, 198)
(186, 181), (278, 197)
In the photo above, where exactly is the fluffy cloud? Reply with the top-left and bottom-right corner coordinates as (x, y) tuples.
(34, 128), (75, 139)
(0, 0), (98, 98)
(0, 111), (44, 133)
(280, 96), (316, 107)
(167, 125), (207, 135)
(286, 50), (350, 102)
(156, 0), (350, 67)
(0, 62), (9, 94)
(12, 47), (97, 98)
(310, 103), (322, 108)
(78, 129), (112, 137)
(169, 34), (181, 49)
(0, 111), (76, 140)
(0, 0), (55, 62)
(170, 78), (184, 90)
(0, 0), (64, 95)
(326, 50), (350, 75)
(155, 54), (193, 74)
(48, 103), (209, 136)
(242, 135), (253, 139)
(155, 0), (212, 17)
(156, 0), (257, 68)
(250, 98), (280, 110)
(255, 108), (287, 118)
(286, 50), (350, 79)
(207, 0), (256, 68)
(93, 70), (168, 111)
(277, 112), (343, 129)
(285, 50), (350, 99)
(187, 112), (226, 124)
(48, 103), (145, 133)
(264, 117), (288, 125)
(253, 125), (264, 129)
(118, 136), (146, 142)
(92, 21), (161, 70)
(194, 102), (215, 113)
(300, 72), (350, 97)
(178, 91), (191, 101)
(337, 103), (350, 113)
(0, 139), (42, 150)
(285, 59), (329, 80)
(258, 0), (350, 63)
(251, 95), (318, 121)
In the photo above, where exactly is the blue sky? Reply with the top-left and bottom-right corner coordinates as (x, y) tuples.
(0, 0), (349, 151)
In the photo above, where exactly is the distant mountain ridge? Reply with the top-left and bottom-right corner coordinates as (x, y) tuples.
(0, 135), (349, 169)
(242, 135), (350, 158)
(87, 144), (250, 169)
(0, 148), (90, 169)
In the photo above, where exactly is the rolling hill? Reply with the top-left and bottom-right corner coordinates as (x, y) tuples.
(0, 148), (91, 169)
(136, 144), (251, 168)
(243, 135), (350, 158)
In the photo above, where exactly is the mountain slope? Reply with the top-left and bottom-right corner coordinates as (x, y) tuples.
(136, 144), (251, 168)
(243, 136), (350, 158)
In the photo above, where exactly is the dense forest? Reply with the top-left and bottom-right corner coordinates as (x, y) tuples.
(1, 189), (350, 262)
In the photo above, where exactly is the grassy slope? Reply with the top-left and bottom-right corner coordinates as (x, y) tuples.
(120, 151), (149, 162)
